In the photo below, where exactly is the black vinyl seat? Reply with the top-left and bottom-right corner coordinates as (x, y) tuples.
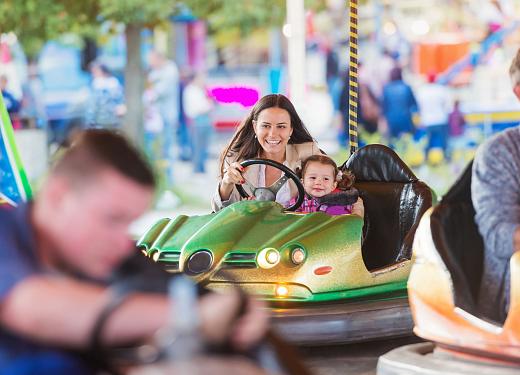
(344, 144), (434, 271)
(429, 161), (484, 315)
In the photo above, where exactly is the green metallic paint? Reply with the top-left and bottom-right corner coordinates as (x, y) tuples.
(138, 200), (411, 302)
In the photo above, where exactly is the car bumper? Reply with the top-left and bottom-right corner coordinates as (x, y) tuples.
(271, 297), (413, 346)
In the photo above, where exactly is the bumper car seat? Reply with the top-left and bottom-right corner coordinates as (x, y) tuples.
(345, 144), (434, 271)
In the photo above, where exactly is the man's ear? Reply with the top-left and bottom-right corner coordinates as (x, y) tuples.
(513, 84), (520, 101)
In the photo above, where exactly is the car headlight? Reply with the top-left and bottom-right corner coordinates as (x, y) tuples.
(152, 251), (161, 262)
(290, 247), (306, 265)
(275, 285), (289, 298)
(257, 248), (280, 269)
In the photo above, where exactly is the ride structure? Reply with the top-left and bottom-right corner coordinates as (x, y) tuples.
(0, 94), (31, 206)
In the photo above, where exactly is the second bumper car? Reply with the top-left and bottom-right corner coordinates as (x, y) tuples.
(378, 161), (520, 373)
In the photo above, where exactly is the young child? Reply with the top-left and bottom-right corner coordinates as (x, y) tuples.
(287, 155), (364, 217)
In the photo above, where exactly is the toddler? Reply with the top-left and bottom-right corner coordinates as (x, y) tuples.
(287, 155), (364, 217)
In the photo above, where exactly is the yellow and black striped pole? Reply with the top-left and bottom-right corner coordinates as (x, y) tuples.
(348, 0), (359, 155)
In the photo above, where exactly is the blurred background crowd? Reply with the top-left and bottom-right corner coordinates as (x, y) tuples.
(2, 0), (520, 215)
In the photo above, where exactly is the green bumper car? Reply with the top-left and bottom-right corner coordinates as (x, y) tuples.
(138, 145), (434, 345)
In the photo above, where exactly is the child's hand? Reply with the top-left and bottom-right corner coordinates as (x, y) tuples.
(352, 197), (365, 218)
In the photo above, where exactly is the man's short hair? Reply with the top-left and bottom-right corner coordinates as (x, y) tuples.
(52, 129), (155, 188)
(509, 48), (520, 87)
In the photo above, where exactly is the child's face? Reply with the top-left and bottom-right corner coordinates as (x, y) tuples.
(302, 162), (337, 198)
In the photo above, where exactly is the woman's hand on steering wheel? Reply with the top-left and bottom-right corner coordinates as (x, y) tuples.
(222, 162), (246, 186)
(236, 159), (305, 211)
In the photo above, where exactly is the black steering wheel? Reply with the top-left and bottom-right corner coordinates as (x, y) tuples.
(234, 158), (305, 211)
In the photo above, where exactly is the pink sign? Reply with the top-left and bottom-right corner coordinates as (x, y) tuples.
(209, 86), (260, 107)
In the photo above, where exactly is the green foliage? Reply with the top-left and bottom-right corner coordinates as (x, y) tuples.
(99, 0), (180, 27)
(0, 0), (181, 57)
(185, 0), (327, 36)
(0, 0), (70, 57)
(185, 0), (285, 35)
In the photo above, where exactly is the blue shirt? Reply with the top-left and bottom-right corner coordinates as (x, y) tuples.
(0, 203), (92, 374)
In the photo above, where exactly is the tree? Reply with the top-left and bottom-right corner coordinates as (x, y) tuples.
(97, 0), (182, 144)
(0, 0), (181, 144)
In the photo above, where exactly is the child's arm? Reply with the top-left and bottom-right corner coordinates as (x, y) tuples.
(352, 197), (365, 218)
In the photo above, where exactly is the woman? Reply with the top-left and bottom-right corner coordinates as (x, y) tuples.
(212, 94), (322, 211)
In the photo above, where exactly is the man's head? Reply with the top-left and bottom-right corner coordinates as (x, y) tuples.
(148, 50), (165, 70)
(509, 48), (520, 100)
(35, 130), (156, 280)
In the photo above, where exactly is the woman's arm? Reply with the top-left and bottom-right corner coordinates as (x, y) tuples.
(211, 160), (246, 211)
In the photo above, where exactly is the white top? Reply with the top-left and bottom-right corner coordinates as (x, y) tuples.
(257, 163), (292, 206)
(183, 83), (212, 119)
(416, 83), (451, 127)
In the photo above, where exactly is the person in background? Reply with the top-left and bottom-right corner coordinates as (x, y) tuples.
(416, 72), (451, 158)
(381, 67), (418, 142)
(0, 129), (268, 374)
(1, 75), (21, 126)
(178, 67), (193, 162)
(147, 51), (180, 168)
(85, 62), (125, 130)
(183, 71), (214, 174)
(143, 78), (164, 162)
(19, 63), (48, 129)
(447, 99), (466, 158)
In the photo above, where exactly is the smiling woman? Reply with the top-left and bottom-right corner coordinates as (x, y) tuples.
(211, 94), (323, 212)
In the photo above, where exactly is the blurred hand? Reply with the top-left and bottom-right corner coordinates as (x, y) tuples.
(198, 290), (268, 351)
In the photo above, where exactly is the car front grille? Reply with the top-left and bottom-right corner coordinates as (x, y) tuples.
(157, 250), (181, 271)
(221, 251), (257, 269)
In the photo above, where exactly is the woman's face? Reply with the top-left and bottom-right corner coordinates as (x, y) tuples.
(253, 107), (293, 157)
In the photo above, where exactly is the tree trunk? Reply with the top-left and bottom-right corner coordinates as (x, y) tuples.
(124, 23), (144, 146)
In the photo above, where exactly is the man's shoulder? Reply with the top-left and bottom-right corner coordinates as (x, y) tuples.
(483, 126), (520, 147)
(474, 126), (520, 174)
(476, 127), (520, 158)
(0, 205), (25, 240)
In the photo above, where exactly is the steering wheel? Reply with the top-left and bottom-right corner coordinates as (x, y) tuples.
(234, 158), (305, 211)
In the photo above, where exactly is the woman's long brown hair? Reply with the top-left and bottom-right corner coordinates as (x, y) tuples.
(218, 94), (315, 177)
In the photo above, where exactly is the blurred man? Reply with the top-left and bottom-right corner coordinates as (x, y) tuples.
(0, 130), (267, 373)
(472, 47), (520, 322)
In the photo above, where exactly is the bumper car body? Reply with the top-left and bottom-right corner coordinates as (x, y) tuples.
(139, 145), (434, 344)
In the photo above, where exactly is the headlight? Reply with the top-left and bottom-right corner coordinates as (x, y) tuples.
(290, 247), (306, 265)
(257, 248), (280, 269)
(152, 252), (161, 262)
(275, 285), (289, 298)
(266, 249), (280, 264)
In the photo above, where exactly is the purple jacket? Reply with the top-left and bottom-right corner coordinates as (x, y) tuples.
(290, 189), (359, 216)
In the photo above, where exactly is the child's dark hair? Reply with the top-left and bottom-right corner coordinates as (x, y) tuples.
(296, 155), (355, 190)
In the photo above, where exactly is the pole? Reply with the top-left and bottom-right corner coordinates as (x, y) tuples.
(286, 0), (306, 114)
(348, 0), (359, 155)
